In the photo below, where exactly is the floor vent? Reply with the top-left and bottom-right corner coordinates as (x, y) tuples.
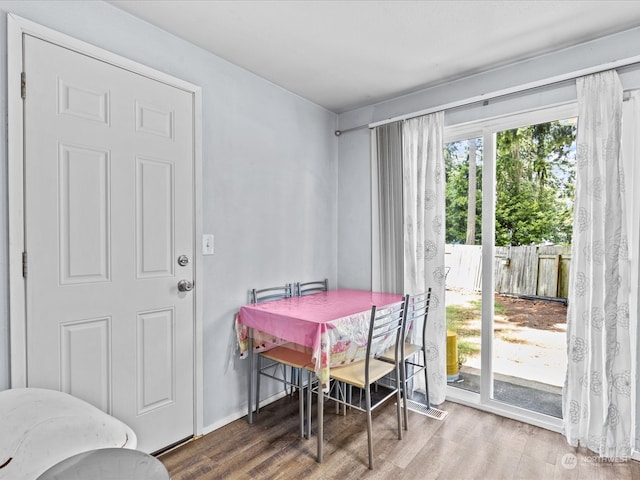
(404, 399), (449, 420)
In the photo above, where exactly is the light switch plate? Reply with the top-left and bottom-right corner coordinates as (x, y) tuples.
(203, 234), (214, 255)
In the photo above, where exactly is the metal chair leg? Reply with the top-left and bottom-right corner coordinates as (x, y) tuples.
(365, 386), (373, 470)
(423, 349), (431, 409)
(248, 335), (254, 424)
(401, 358), (409, 430)
(255, 354), (262, 414)
(306, 370), (313, 439)
(298, 367), (304, 438)
(396, 364), (403, 440)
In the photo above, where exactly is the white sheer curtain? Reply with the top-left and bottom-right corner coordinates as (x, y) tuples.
(563, 70), (634, 458)
(403, 112), (447, 404)
(622, 90), (640, 454)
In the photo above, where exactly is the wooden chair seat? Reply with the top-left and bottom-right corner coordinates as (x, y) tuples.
(260, 346), (314, 370)
(329, 359), (396, 389)
(378, 342), (421, 363)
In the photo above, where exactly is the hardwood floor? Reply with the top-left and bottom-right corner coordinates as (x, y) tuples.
(159, 395), (639, 479)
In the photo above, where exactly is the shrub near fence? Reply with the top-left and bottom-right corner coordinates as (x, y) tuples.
(445, 244), (571, 299)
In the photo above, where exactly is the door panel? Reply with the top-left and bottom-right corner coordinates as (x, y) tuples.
(136, 157), (174, 278)
(60, 317), (112, 412)
(59, 143), (111, 284)
(137, 308), (175, 415)
(24, 34), (195, 453)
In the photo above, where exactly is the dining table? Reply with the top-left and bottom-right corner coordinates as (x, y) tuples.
(235, 288), (403, 462)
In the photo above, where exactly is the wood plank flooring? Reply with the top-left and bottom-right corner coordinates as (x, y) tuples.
(159, 395), (639, 479)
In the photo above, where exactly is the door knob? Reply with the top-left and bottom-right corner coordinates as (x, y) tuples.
(178, 280), (193, 292)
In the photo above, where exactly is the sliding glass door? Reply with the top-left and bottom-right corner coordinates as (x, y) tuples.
(443, 135), (483, 393)
(444, 104), (577, 428)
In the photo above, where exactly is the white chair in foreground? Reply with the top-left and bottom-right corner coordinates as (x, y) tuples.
(36, 448), (169, 480)
(0, 388), (136, 480)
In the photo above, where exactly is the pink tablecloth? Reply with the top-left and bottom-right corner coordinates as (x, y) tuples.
(236, 289), (403, 389)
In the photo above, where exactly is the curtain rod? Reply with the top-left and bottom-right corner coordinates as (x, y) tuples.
(336, 54), (640, 134)
(334, 124), (369, 136)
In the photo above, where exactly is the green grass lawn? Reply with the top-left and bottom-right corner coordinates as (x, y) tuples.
(446, 298), (505, 364)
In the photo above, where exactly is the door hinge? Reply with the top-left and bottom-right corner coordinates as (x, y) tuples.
(21, 72), (26, 99)
(22, 252), (27, 278)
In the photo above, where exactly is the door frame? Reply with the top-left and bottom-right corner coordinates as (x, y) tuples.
(7, 13), (204, 437)
(443, 103), (578, 433)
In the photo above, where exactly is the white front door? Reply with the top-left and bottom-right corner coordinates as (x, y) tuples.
(23, 34), (195, 453)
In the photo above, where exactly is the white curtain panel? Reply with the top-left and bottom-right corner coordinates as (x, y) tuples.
(622, 90), (640, 454)
(563, 70), (634, 458)
(402, 112), (447, 404)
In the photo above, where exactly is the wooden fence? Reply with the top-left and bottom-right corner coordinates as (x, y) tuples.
(445, 244), (571, 299)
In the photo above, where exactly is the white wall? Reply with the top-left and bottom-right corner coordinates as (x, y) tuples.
(336, 128), (372, 290)
(0, 1), (338, 429)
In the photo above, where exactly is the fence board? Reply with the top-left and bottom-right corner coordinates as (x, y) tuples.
(445, 244), (482, 291)
(537, 255), (560, 297)
(559, 255), (571, 298)
(446, 244), (571, 299)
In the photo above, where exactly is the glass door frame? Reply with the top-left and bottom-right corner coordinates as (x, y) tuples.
(443, 103), (578, 432)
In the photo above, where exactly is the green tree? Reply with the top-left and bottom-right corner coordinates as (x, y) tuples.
(445, 119), (575, 247)
(495, 120), (575, 246)
(466, 139), (477, 245)
(445, 138), (482, 244)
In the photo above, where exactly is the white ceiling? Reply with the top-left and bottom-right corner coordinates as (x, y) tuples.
(108, 0), (640, 113)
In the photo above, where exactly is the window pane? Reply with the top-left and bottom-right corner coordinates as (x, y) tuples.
(492, 117), (576, 417)
(445, 136), (482, 394)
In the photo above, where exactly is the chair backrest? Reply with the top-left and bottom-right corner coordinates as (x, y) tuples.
(403, 288), (431, 345)
(294, 278), (328, 296)
(365, 295), (408, 384)
(250, 284), (293, 304)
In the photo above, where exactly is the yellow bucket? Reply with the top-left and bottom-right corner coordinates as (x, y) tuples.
(446, 330), (459, 382)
